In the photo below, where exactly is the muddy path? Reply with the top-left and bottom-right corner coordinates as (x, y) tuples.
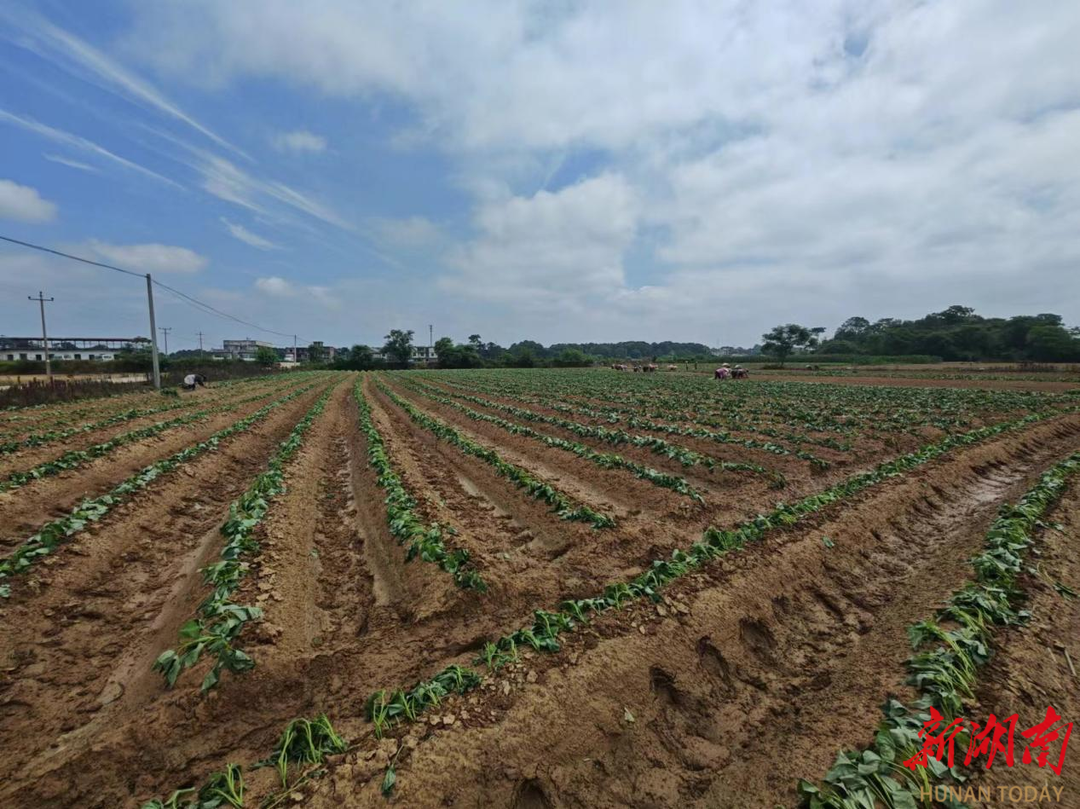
(0, 377), (311, 547)
(0, 381), (331, 804)
(307, 412), (1080, 809)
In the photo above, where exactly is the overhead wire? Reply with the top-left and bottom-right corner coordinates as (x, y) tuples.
(1, 234), (308, 342)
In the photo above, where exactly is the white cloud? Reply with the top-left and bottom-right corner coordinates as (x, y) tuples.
(254, 276), (295, 297)
(272, 130), (327, 153)
(40, 2), (1080, 341)
(42, 153), (99, 173)
(221, 217), (280, 250)
(0, 108), (182, 189)
(0, 178), (57, 222)
(87, 241), (208, 274)
(443, 174), (638, 308)
(254, 276), (341, 310)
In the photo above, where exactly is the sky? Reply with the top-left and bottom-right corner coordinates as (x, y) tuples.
(1, 1), (1079, 352)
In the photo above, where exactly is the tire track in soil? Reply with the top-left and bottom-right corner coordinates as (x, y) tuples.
(0, 382), (330, 801)
(0, 378), (309, 546)
(311, 414), (1080, 809)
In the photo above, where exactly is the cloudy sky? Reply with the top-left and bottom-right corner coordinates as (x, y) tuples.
(1, 1), (1078, 351)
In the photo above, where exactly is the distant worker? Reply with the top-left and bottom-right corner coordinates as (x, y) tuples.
(182, 373), (207, 391)
(732, 365), (749, 379)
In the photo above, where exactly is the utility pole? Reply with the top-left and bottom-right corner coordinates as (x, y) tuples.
(429, 324), (433, 362)
(196, 331), (204, 357)
(28, 291), (54, 381)
(158, 327), (171, 357)
(146, 275), (161, 390)
(293, 334), (297, 364)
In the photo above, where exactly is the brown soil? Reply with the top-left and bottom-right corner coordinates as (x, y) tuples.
(0, 377), (310, 548)
(306, 412), (1080, 809)
(0, 375), (288, 478)
(2, 373), (1079, 808)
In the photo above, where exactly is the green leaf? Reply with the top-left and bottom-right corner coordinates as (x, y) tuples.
(381, 765), (396, 797)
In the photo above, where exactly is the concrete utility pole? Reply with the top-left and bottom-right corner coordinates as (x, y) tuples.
(158, 327), (171, 357)
(429, 324), (433, 361)
(293, 334), (297, 364)
(196, 331), (204, 357)
(28, 291), (54, 380)
(146, 274), (161, 390)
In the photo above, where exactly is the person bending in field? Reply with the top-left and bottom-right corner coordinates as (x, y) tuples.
(715, 365), (731, 380)
(182, 373), (207, 391)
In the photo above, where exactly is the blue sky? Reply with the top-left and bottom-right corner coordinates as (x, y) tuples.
(2, 1), (1079, 351)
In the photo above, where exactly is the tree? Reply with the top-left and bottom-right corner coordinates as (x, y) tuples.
(307, 342), (326, 363)
(348, 345), (375, 369)
(255, 345), (279, 368)
(1027, 325), (1078, 361)
(506, 347), (537, 367)
(834, 317), (871, 342)
(552, 348), (591, 367)
(383, 329), (414, 367)
(761, 324), (816, 365)
(468, 334), (482, 350)
(434, 337), (456, 368)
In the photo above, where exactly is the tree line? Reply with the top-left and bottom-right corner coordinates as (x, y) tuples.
(330, 332), (716, 370)
(761, 305), (1079, 363)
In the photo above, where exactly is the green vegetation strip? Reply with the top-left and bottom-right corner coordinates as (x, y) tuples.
(0, 382), (320, 596)
(377, 379), (615, 529)
(360, 409), (1068, 739)
(403, 376), (767, 469)
(0, 374), (290, 455)
(472, 412), (1059, 668)
(399, 379), (713, 501)
(154, 386), (333, 692)
(799, 452), (1080, 809)
(142, 714), (348, 809)
(354, 381), (485, 591)
(0, 384), (303, 494)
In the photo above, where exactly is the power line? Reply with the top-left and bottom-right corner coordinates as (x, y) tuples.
(1, 234), (308, 342)
(1, 235), (143, 278)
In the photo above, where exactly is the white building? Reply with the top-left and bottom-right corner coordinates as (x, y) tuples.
(222, 339), (273, 360)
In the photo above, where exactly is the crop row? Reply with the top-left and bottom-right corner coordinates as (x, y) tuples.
(353, 380), (485, 590)
(431, 373), (852, 451)
(0, 381), (321, 596)
(143, 713), (349, 808)
(395, 378), (711, 501)
(440, 369), (1068, 436)
(359, 408), (1065, 747)
(0, 383), (306, 494)
(0, 374), (297, 456)
(377, 379), (615, 529)
(401, 373), (821, 470)
(154, 385), (334, 692)
(799, 451), (1080, 808)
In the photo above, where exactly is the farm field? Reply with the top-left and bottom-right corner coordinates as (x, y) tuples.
(1, 368), (1079, 808)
